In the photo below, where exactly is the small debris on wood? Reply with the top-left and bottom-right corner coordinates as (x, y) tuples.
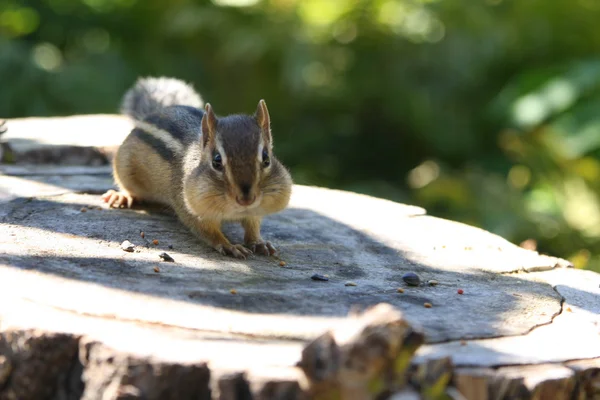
(567, 307), (572, 312)
(402, 272), (421, 286)
(152, 239), (159, 245)
(458, 289), (464, 295)
(428, 280), (439, 286)
(153, 266), (160, 273)
(140, 231), (145, 238)
(80, 207), (87, 213)
(230, 289), (237, 294)
(121, 240), (135, 252)
(159, 252), (174, 262)
(397, 288), (405, 293)
(345, 281), (357, 287)
(424, 302), (432, 308)
(279, 260), (286, 267)
(311, 274), (329, 282)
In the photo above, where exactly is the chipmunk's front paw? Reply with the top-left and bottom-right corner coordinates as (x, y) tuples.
(246, 241), (277, 256)
(101, 190), (134, 208)
(216, 243), (253, 259)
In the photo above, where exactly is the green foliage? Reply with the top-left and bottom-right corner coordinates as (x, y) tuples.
(2, 0), (600, 270)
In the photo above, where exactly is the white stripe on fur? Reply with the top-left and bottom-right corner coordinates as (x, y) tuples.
(135, 120), (185, 155)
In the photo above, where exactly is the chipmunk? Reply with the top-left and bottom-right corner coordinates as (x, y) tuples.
(102, 77), (293, 259)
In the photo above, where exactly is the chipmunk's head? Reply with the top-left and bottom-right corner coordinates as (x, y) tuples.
(184, 100), (292, 219)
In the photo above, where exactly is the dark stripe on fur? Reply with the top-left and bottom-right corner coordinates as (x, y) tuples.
(144, 105), (205, 145)
(132, 128), (175, 161)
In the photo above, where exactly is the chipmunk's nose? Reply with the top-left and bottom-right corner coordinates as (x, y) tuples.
(236, 184), (256, 206)
(236, 195), (256, 206)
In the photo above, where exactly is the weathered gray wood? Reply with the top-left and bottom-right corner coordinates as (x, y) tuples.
(298, 303), (424, 399)
(413, 268), (600, 367)
(566, 358), (600, 399)
(454, 364), (580, 400)
(0, 176), (568, 343)
(0, 115), (128, 166)
(1, 115), (131, 153)
(1, 115), (600, 399)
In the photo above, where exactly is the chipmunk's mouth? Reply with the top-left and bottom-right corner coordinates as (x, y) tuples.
(231, 193), (263, 212)
(236, 194), (256, 207)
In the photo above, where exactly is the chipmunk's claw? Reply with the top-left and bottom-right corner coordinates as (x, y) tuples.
(217, 243), (253, 259)
(247, 241), (277, 256)
(101, 190), (134, 209)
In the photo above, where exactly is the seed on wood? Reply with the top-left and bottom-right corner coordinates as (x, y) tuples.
(402, 272), (421, 286)
(153, 266), (160, 273)
(80, 207), (87, 213)
(428, 280), (439, 286)
(397, 288), (404, 293)
(159, 252), (174, 262)
(121, 240), (135, 252)
(230, 289), (237, 294)
(345, 281), (357, 287)
(279, 261), (286, 267)
(152, 239), (159, 245)
(424, 302), (432, 308)
(140, 231), (145, 238)
(311, 274), (329, 282)
(168, 245), (174, 250)
(458, 289), (464, 295)
(566, 307), (572, 312)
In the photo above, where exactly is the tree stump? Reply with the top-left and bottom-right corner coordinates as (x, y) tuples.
(0, 115), (599, 399)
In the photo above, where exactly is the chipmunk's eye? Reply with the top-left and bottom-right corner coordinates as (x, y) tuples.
(212, 152), (223, 171)
(262, 148), (270, 168)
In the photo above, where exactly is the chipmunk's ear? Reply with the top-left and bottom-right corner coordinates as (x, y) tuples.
(201, 103), (218, 148)
(254, 99), (272, 145)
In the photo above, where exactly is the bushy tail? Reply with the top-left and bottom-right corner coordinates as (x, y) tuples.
(120, 77), (204, 121)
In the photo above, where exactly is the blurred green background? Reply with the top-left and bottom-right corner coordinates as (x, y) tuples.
(2, 0), (600, 271)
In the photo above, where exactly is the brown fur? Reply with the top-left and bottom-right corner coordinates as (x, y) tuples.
(104, 80), (293, 259)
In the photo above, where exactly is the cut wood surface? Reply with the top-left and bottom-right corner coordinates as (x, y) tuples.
(0, 115), (599, 399)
